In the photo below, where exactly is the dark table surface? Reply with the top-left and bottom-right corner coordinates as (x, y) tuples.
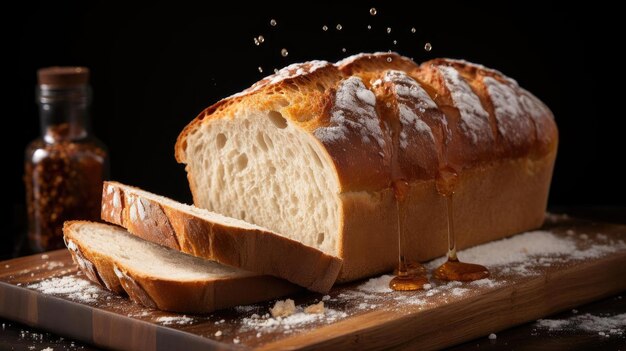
(2, 206), (625, 351)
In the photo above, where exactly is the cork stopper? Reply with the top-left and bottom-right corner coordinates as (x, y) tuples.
(37, 67), (90, 88)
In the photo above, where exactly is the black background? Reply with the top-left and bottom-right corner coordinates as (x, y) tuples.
(4, 2), (621, 256)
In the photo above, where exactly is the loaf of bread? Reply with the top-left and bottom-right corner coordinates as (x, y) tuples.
(176, 52), (558, 282)
(100, 181), (342, 293)
(63, 221), (298, 312)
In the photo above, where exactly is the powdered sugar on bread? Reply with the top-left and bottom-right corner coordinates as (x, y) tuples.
(438, 65), (493, 144)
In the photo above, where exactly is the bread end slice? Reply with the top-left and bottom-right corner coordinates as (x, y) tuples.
(63, 221), (299, 313)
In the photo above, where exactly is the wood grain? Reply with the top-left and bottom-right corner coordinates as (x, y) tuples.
(1, 217), (625, 351)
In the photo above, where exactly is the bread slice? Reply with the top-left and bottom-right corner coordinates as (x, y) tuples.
(175, 53), (557, 282)
(63, 221), (298, 313)
(101, 181), (342, 293)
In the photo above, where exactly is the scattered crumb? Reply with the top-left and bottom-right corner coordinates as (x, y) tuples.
(5, 264), (10, 268)
(270, 299), (296, 317)
(572, 309), (578, 314)
(41, 254), (49, 259)
(579, 233), (589, 240)
(256, 332), (262, 338)
(304, 301), (325, 314)
(423, 283), (432, 290)
(597, 234), (608, 240)
(214, 330), (222, 337)
(566, 229), (575, 236)
(41, 348), (53, 351)
(233, 337), (240, 344)
(322, 295), (331, 301)
(488, 333), (497, 340)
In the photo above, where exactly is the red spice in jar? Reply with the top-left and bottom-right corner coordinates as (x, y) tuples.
(25, 67), (109, 252)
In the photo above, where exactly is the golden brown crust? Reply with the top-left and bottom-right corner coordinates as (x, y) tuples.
(176, 52), (556, 193)
(63, 221), (299, 313)
(101, 181), (342, 293)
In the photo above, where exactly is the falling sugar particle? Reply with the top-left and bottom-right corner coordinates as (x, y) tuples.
(258, 66), (263, 73)
(270, 19), (277, 26)
(322, 25), (328, 31)
(424, 42), (432, 51)
(342, 48), (347, 52)
(253, 37), (260, 46)
(393, 40), (397, 45)
(411, 27), (416, 33)
(336, 24), (343, 30)
(274, 68), (279, 73)
(281, 48), (289, 57)
(386, 57), (392, 62)
(370, 8), (377, 15)
(387, 27), (392, 34)
(367, 25), (372, 30)
(258, 35), (265, 43)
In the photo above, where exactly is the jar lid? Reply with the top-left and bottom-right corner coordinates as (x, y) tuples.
(37, 67), (90, 87)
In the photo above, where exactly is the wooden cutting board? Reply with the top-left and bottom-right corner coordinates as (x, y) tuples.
(1, 216), (626, 351)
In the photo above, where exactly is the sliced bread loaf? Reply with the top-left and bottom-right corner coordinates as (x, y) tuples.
(63, 221), (298, 313)
(174, 53), (557, 282)
(101, 181), (342, 293)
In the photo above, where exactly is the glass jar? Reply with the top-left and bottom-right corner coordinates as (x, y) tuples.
(24, 67), (109, 252)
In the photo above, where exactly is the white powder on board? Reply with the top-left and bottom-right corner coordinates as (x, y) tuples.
(27, 276), (101, 303)
(357, 275), (394, 293)
(156, 315), (194, 325)
(351, 229), (624, 311)
(425, 230), (624, 271)
(536, 313), (626, 337)
(241, 303), (348, 332)
(469, 278), (501, 288)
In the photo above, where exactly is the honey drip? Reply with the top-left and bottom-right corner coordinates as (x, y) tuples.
(385, 87), (429, 291)
(389, 180), (429, 291)
(434, 168), (490, 281)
